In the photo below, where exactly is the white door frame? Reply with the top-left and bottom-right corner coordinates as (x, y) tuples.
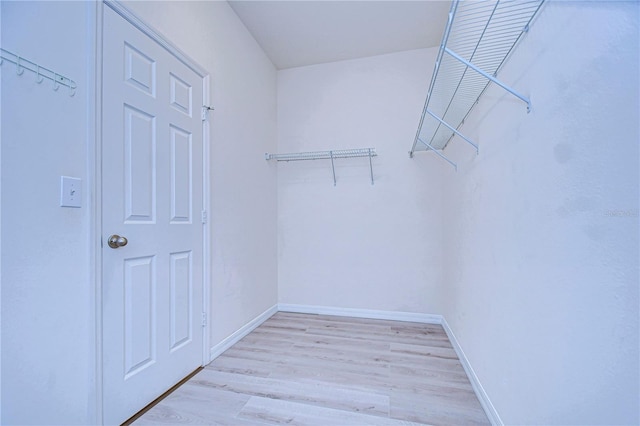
(92, 1), (211, 423)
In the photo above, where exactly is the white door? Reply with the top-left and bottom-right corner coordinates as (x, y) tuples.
(102, 6), (205, 424)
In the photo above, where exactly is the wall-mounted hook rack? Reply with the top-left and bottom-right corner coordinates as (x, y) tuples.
(0, 48), (77, 97)
(266, 148), (377, 186)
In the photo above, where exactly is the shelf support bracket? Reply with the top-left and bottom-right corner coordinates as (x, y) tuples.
(368, 148), (374, 185)
(444, 47), (531, 112)
(426, 109), (478, 153)
(418, 138), (457, 171)
(329, 150), (337, 186)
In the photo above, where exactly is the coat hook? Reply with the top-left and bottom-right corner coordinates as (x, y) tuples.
(53, 73), (60, 91)
(69, 82), (76, 97)
(36, 65), (44, 83)
(16, 56), (24, 75)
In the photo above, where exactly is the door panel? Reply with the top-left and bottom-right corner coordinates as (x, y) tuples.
(123, 255), (156, 378)
(124, 105), (156, 223)
(169, 250), (192, 350)
(170, 125), (192, 223)
(124, 43), (156, 96)
(102, 6), (205, 424)
(169, 73), (192, 115)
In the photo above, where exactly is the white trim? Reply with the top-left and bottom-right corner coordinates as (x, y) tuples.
(201, 72), (212, 367)
(209, 305), (278, 362)
(92, 2), (104, 424)
(104, 1), (207, 78)
(277, 303), (442, 324)
(441, 317), (503, 426)
(0, 2), (3, 420)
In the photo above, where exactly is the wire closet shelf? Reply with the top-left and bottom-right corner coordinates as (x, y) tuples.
(265, 148), (377, 186)
(410, 0), (546, 169)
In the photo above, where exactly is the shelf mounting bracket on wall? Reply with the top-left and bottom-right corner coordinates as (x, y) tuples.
(266, 148), (377, 186)
(444, 47), (531, 113)
(409, 0), (546, 168)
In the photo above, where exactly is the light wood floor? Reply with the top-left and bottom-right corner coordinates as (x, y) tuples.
(134, 312), (490, 425)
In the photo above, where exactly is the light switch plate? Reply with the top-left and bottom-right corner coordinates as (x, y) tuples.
(60, 176), (82, 208)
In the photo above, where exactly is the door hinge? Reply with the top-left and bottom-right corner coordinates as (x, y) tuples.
(201, 105), (214, 121)
(201, 210), (208, 224)
(202, 312), (207, 327)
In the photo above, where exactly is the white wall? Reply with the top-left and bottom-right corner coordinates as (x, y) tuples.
(1, 2), (4, 422)
(277, 49), (447, 314)
(439, 1), (639, 424)
(1, 1), (278, 423)
(1, 2), (95, 423)
(122, 0), (278, 362)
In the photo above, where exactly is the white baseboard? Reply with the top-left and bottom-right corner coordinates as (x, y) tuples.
(441, 317), (502, 426)
(277, 303), (442, 324)
(208, 304), (278, 362)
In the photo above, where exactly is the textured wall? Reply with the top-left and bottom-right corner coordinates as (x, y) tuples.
(277, 49), (447, 314)
(439, 2), (639, 424)
(1, 1), (95, 423)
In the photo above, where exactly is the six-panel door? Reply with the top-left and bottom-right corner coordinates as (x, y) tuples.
(102, 6), (205, 424)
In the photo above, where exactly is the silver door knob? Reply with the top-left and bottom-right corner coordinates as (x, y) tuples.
(108, 234), (128, 249)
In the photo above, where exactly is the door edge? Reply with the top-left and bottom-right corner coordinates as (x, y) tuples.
(91, 1), (104, 424)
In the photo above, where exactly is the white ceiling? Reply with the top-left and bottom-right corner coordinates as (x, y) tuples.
(228, 1), (451, 69)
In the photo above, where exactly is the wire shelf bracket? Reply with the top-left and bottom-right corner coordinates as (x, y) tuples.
(265, 148), (377, 186)
(410, 0), (546, 168)
(0, 48), (77, 96)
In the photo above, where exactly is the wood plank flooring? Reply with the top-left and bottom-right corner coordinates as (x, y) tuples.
(134, 312), (490, 425)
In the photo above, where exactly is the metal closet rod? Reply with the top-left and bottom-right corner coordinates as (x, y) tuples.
(0, 48), (77, 96)
(265, 148), (377, 186)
